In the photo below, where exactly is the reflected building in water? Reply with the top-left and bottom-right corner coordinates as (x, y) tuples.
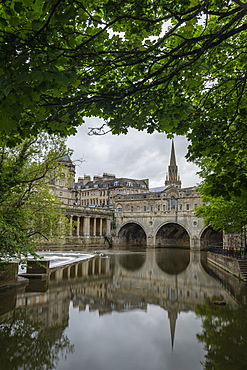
(1, 250), (243, 351)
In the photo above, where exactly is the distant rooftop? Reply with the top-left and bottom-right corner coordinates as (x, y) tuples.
(149, 186), (169, 193)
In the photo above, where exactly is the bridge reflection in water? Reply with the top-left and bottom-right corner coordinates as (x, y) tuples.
(0, 248), (245, 369)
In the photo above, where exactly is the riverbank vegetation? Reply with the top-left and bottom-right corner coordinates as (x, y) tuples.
(0, 134), (71, 265)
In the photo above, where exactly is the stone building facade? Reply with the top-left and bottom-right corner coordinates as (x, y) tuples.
(48, 156), (113, 245)
(48, 142), (222, 249)
(74, 173), (149, 208)
(113, 141), (223, 249)
(49, 155), (77, 206)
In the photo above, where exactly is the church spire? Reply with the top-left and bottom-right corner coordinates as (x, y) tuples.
(165, 140), (181, 187)
(170, 140), (176, 167)
(168, 310), (177, 351)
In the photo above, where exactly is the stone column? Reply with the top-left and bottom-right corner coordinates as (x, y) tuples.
(93, 218), (97, 236)
(77, 216), (80, 236)
(99, 218), (103, 236)
(107, 219), (111, 235)
(84, 217), (90, 236)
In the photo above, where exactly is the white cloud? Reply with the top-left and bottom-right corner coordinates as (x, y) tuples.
(66, 117), (200, 188)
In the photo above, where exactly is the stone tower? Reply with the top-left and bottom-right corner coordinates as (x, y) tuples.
(165, 140), (181, 187)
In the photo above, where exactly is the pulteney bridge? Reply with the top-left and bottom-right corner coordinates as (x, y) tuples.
(112, 141), (223, 250)
(113, 185), (222, 250)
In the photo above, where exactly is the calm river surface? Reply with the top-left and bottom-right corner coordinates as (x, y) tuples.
(1, 248), (247, 370)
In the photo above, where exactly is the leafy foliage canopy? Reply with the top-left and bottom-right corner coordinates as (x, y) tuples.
(1, 0), (247, 196)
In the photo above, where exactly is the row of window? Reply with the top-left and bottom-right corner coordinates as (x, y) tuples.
(80, 189), (144, 197)
(122, 203), (195, 212)
(77, 199), (107, 206)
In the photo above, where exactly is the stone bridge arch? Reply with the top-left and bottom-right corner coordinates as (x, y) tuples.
(117, 221), (147, 247)
(199, 225), (223, 249)
(155, 221), (191, 248)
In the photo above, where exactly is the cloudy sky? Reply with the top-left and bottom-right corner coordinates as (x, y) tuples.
(66, 117), (201, 189)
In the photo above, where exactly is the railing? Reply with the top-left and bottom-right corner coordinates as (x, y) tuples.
(208, 244), (247, 259)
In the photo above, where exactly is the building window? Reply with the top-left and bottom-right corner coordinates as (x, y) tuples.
(157, 205), (160, 211)
(131, 206), (133, 212)
(180, 204), (182, 211)
(150, 206), (153, 212)
(116, 204), (122, 212)
(171, 196), (175, 210)
(168, 200), (170, 211)
(163, 205), (165, 211)
(144, 206), (146, 212)
(187, 204), (189, 211)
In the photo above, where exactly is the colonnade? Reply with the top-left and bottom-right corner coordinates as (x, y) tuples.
(69, 215), (110, 237)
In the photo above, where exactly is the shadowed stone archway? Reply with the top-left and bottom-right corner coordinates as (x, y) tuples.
(156, 223), (190, 248)
(118, 223), (147, 246)
(200, 226), (223, 248)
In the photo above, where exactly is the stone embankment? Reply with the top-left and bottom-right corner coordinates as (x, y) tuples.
(207, 252), (247, 281)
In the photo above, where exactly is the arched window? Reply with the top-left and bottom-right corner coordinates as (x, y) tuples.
(171, 196), (176, 210)
(116, 204), (122, 212)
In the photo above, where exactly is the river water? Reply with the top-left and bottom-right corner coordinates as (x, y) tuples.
(1, 248), (247, 370)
